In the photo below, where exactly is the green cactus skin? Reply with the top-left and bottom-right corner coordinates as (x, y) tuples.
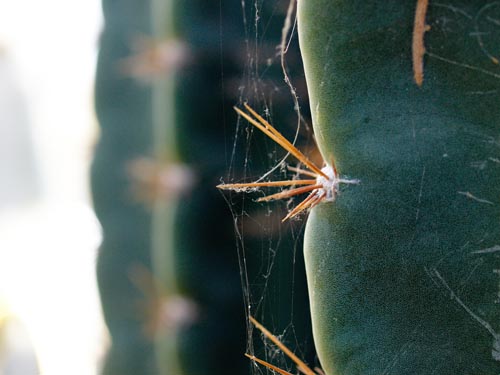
(299, 1), (500, 374)
(92, 0), (156, 374)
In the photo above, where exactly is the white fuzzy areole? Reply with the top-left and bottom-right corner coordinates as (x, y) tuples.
(316, 165), (337, 201)
(316, 164), (360, 202)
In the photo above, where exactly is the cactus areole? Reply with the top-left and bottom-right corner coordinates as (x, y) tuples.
(298, 1), (500, 374)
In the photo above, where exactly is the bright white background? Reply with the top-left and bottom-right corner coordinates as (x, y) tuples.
(0, 1), (105, 374)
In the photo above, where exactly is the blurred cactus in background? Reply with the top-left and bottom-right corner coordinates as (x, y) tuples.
(93, 0), (315, 374)
(92, 0), (155, 373)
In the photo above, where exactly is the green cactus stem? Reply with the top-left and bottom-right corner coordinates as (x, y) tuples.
(92, 0), (155, 373)
(299, 1), (500, 374)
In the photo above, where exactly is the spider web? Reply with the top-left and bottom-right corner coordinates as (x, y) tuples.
(219, 2), (500, 374)
(217, 1), (500, 374)
(219, 0), (317, 373)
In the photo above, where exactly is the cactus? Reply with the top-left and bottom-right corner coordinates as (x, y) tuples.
(298, 1), (500, 374)
(92, 0), (156, 374)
